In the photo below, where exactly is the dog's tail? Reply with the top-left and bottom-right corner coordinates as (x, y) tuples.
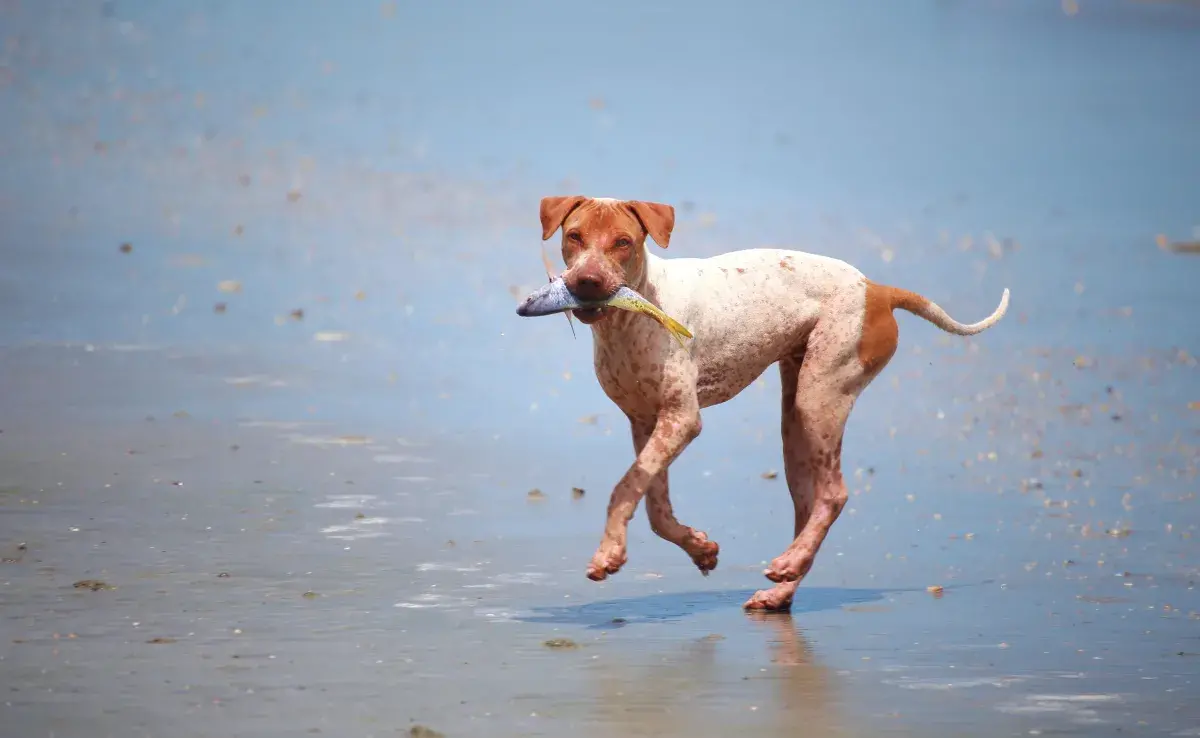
(884, 284), (1010, 336)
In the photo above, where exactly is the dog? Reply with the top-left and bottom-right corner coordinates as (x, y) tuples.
(537, 195), (1009, 610)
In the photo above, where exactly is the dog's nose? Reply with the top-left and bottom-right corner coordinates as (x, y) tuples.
(567, 272), (610, 302)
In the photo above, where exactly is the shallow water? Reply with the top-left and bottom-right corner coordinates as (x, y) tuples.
(2, 1), (1199, 736)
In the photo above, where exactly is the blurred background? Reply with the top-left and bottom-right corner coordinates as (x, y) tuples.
(1, 1), (1198, 737)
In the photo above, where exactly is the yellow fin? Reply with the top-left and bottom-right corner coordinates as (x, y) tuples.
(604, 292), (693, 347)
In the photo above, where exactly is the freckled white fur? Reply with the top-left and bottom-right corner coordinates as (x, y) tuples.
(595, 247), (870, 410)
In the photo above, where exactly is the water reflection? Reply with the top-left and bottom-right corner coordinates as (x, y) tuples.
(566, 606), (872, 738)
(746, 610), (855, 736)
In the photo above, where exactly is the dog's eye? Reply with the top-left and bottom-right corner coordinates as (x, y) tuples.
(614, 238), (632, 250)
(566, 231), (583, 243)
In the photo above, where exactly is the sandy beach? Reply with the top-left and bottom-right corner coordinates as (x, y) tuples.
(2, 1), (1198, 736)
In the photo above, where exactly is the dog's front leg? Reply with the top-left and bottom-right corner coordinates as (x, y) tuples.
(586, 399), (701, 581)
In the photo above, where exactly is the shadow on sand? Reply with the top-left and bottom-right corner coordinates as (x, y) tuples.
(515, 586), (905, 630)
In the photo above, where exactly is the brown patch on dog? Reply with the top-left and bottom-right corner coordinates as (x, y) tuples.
(885, 285), (932, 316)
(857, 281), (902, 374)
(539, 196), (588, 241)
(625, 200), (675, 249)
(736, 268), (746, 274)
(779, 258), (795, 272)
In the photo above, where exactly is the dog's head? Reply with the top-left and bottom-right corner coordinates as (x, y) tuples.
(539, 195), (675, 325)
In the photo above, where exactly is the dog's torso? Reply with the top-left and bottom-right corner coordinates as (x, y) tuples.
(592, 247), (869, 415)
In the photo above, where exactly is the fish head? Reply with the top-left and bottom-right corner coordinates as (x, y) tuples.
(539, 195), (675, 325)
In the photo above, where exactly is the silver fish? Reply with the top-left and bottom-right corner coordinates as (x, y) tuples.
(516, 277), (693, 347)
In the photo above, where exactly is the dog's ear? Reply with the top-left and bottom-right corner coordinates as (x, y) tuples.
(625, 201), (675, 249)
(539, 196), (587, 241)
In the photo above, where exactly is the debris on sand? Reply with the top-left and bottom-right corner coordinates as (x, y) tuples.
(543, 638), (580, 650)
(1078, 595), (1130, 605)
(217, 280), (242, 294)
(761, 470), (779, 480)
(1166, 242), (1200, 256)
(213, 302), (227, 314)
(314, 331), (350, 342)
(302, 591), (319, 599)
(73, 580), (113, 591)
(147, 637), (177, 644)
(1157, 234), (1200, 254)
(926, 585), (945, 598)
(408, 726), (445, 738)
(527, 489), (546, 502)
(119, 242), (133, 254)
(571, 487), (586, 500)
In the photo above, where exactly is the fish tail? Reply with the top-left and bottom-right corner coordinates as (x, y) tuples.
(654, 315), (691, 347)
(607, 295), (693, 347)
(662, 316), (693, 339)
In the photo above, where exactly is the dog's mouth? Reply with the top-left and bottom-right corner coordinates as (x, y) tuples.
(514, 276), (619, 326)
(571, 306), (607, 324)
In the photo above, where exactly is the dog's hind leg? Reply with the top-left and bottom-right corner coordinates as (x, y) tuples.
(745, 354), (810, 611)
(760, 288), (899, 590)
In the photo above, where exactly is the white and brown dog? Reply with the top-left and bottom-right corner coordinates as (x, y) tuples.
(536, 195), (1008, 611)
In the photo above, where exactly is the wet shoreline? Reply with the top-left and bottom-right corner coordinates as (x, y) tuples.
(2, 337), (1197, 737)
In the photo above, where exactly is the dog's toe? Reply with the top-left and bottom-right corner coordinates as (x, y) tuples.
(587, 546), (627, 581)
(764, 550), (811, 583)
(696, 556), (718, 575)
(743, 588), (794, 612)
(691, 536), (720, 574)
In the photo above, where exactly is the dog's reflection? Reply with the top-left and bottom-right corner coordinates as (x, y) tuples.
(578, 611), (857, 738)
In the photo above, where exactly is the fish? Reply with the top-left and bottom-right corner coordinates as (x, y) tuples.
(515, 276), (694, 348)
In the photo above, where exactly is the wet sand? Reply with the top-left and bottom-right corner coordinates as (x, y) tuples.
(2, 328), (1196, 737)
(2, 1), (1200, 736)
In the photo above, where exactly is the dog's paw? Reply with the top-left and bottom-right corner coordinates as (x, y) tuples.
(743, 583), (795, 611)
(763, 550), (811, 583)
(688, 532), (720, 575)
(586, 544), (627, 581)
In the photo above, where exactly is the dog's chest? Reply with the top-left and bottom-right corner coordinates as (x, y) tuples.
(591, 336), (665, 415)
